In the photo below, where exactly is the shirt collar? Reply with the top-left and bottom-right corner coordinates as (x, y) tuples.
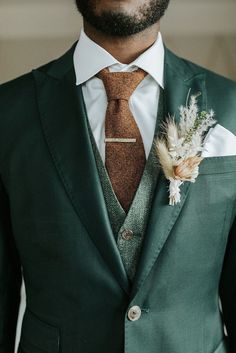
(73, 28), (165, 88)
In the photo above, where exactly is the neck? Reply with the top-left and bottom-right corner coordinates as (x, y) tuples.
(83, 21), (160, 64)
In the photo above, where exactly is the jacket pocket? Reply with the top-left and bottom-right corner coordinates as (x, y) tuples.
(199, 156), (236, 175)
(19, 308), (60, 353)
(212, 337), (230, 353)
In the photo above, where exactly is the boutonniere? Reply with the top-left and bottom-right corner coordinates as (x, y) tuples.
(155, 92), (216, 206)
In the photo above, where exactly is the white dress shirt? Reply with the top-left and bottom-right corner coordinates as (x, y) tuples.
(73, 29), (165, 162)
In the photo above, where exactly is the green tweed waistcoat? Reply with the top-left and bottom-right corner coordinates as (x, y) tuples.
(86, 88), (164, 282)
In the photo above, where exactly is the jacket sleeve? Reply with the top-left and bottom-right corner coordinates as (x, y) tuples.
(219, 203), (236, 352)
(0, 175), (22, 353)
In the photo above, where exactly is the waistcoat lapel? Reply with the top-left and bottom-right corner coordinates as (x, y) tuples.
(88, 90), (164, 283)
(33, 44), (130, 295)
(32, 42), (207, 299)
(130, 47), (207, 298)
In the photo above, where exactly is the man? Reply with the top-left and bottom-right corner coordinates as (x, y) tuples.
(0, 0), (236, 352)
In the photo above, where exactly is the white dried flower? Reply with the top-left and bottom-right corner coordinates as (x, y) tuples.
(169, 179), (183, 206)
(155, 93), (217, 205)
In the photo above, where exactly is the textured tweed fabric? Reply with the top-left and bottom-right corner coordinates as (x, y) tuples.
(97, 68), (148, 213)
(86, 89), (164, 281)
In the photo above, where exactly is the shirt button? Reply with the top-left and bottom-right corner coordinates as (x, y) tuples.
(127, 305), (142, 321)
(121, 229), (134, 240)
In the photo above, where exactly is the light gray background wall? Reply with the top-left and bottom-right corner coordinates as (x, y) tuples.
(0, 1), (235, 352)
(1, 0), (236, 84)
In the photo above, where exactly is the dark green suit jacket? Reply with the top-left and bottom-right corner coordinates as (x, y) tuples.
(0, 42), (236, 353)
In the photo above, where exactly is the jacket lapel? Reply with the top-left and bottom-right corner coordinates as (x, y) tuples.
(33, 44), (130, 295)
(33, 42), (207, 298)
(130, 48), (207, 298)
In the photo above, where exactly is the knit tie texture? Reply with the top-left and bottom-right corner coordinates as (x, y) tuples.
(97, 67), (147, 212)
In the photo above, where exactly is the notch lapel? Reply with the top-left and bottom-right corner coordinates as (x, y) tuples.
(130, 48), (207, 298)
(33, 47), (130, 295)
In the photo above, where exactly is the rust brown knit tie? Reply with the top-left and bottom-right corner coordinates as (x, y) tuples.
(97, 68), (147, 213)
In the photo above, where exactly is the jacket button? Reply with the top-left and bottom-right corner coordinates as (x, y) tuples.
(127, 305), (142, 321)
(121, 229), (134, 240)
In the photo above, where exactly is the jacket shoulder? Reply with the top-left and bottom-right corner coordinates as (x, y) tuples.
(0, 71), (33, 101)
(0, 40), (76, 101)
(166, 48), (236, 132)
(0, 55), (60, 118)
(167, 48), (236, 88)
(0, 59), (56, 168)
(0, 59), (56, 99)
(185, 57), (236, 131)
(183, 57), (236, 89)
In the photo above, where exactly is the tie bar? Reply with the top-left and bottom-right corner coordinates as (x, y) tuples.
(105, 138), (137, 143)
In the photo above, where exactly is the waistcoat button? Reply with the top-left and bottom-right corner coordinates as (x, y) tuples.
(121, 229), (134, 240)
(127, 305), (142, 321)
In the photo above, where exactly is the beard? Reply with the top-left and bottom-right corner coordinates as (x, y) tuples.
(75, 0), (170, 37)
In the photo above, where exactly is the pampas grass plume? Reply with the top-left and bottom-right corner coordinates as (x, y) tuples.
(155, 139), (174, 179)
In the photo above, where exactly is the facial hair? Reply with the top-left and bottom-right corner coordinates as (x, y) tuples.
(75, 0), (170, 37)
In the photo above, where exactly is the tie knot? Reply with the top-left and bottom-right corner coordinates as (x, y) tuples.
(97, 68), (147, 101)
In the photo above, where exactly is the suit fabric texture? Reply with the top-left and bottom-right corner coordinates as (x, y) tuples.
(0, 42), (236, 353)
(86, 88), (164, 281)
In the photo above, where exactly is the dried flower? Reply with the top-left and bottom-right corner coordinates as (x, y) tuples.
(173, 156), (203, 181)
(155, 92), (216, 205)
